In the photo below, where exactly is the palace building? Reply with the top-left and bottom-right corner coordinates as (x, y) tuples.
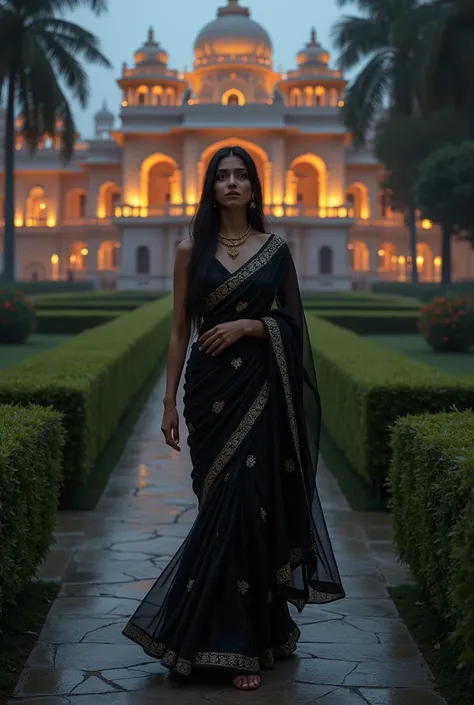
(1, 0), (473, 289)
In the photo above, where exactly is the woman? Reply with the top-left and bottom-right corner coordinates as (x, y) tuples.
(122, 146), (345, 691)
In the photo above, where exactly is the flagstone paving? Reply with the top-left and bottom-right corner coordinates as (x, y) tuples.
(9, 374), (446, 704)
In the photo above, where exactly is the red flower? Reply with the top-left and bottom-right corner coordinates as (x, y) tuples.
(3, 301), (12, 310)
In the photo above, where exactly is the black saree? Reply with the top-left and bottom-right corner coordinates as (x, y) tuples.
(122, 233), (345, 676)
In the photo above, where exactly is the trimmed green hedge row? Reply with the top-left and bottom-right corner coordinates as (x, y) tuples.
(303, 300), (419, 310)
(310, 310), (419, 335)
(0, 296), (172, 486)
(17, 280), (94, 295)
(373, 281), (474, 302)
(35, 300), (142, 312)
(0, 405), (65, 612)
(36, 309), (125, 334)
(307, 315), (474, 490)
(389, 411), (474, 667)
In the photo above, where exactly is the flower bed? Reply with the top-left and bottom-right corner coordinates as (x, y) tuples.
(418, 294), (474, 352)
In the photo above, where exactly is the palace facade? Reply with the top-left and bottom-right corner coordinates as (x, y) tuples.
(1, 0), (473, 290)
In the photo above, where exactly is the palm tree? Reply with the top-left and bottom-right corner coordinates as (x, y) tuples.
(413, 0), (474, 139)
(0, 0), (111, 283)
(332, 0), (424, 285)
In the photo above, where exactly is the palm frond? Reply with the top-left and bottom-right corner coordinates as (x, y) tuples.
(343, 49), (393, 143)
(30, 0), (108, 15)
(35, 29), (89, 107)
(31, 18), (111, 69)
(331, 15), (389, 70)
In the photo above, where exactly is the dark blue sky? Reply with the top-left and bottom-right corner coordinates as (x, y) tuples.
(71, 0), (350, 137)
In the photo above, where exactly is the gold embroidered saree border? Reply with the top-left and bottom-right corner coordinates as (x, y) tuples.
(201, 379), (270, 504)
(205, 234), (285, 312)
(122, 622), (300, 675)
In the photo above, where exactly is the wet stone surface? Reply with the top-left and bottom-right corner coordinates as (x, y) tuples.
(9, 376), (446, 704)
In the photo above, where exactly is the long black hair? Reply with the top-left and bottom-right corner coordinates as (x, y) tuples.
(185, 146), (267, 329)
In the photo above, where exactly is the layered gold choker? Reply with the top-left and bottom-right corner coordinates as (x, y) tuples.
(217, 223), (252, 259)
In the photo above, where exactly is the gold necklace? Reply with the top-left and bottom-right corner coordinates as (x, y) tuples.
(218, 224), (252, 259)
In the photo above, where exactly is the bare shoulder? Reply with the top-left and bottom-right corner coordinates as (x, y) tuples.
(177, 237), (193, 255)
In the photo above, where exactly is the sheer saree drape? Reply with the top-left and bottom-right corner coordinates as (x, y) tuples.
(122, 234), (345, 676)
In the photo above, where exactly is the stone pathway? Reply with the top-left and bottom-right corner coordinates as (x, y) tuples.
(10, 374), (447, 704)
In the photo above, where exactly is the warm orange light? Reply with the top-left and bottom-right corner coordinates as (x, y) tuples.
(422, 219), (432, 229)
(398, 256), (406, 264)
(378, 249), (385, 256)
(114, 206), (122, 218)
(122, 100), (129, 107)
(39, 202), (47, 210)
(273, 205), (284, 218)
(81, 247), (88, 256)
(69, 254), (77, 264)
(434, 256), (442, 266)
(338, 100), (344, 107)
(14, 217), (23, 227)
(51, 254), (59, 264)
(347, 244), (354, 250)
(391, 255), (398, 264)
(47, 216), (56, 227)
(416, 255), (424, 265)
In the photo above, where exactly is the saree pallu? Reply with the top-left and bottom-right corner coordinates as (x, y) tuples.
(122, 233), (345, 676)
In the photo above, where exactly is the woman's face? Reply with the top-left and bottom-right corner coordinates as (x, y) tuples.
(214, 154), (252, 210)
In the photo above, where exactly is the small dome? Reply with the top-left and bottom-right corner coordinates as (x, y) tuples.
(95, 101), (114, 121)
(134, 27), (168, 66)
(194, 0), (272, 65)
(297, 28), (330, 68)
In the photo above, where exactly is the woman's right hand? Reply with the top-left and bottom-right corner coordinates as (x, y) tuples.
(161, 407), (180, 452)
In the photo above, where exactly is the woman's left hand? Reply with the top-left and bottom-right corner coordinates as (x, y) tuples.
(199, 320), (247, 356)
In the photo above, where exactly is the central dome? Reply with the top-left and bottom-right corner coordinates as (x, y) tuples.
(194, 0), (272, 66)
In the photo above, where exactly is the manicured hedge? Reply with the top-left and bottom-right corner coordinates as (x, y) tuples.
(303, 300), (419, 311)
(389, 411), (474, 667)
(307, 315), (474, 490)
(36, 309), (125, 334)
(0, 405), (65, 612)
(373, 281), (474, 302)
(0, 296), (172, 487)
(35, 300), (142, 312)
(311, 310), (419, 334)
(17, 280), (94, 295)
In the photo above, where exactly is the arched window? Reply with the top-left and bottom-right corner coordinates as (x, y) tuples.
(319, 246), (333, 275)
(136, 245), (150, 275)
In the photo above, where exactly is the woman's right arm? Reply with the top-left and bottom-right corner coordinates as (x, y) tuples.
(161, 238), (192, 451)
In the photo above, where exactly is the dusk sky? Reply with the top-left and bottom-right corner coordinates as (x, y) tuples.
(70, 0), (352, 137)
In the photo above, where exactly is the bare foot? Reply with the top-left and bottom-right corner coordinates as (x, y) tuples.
(232, 674), (261, 690)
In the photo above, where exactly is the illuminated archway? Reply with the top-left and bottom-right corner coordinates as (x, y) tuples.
(140, 153), (181, 207)
(136, 85), (149, 105)
(26, 186), (47, 224)
(417, 242), (433, 281)
(378, 242), (398, 272)
(197, 138), (271, 205)
(287, 153), (328, 208)
(351, 240), (369, 272)
(222, 88), (245, 106)
(98, 240), (120, 270)
(65, 189), (87, 219)
(289, 88), (302, 107)
(68, 241), (88, 271)
(346, 182), (370, 219)
(97, 182), (121, 218)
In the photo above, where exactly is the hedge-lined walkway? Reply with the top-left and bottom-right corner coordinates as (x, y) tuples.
(10, 374), (446, 705)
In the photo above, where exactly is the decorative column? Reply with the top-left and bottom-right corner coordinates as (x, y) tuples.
(270, 136), (285, 206)
(183, 135), (199, 205)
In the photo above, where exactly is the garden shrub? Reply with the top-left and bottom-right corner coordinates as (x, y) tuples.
(36, 309), (125, 334)
(312, 309), (419, 334)
(0, 296), (172, 487)
(307, 315), (474, 489)
(0, 405), (65, 612)
(418, 293), (474, 352)
(373, 281), (474, 302)
(389, 411), (474, 668)
(0, 287), (37, 343)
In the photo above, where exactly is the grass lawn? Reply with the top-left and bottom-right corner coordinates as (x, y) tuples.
(367, 334), (474, 376)
(0, 581), (60, 703)
(0, 334), (71, 371)
(390, 584), (474, 705)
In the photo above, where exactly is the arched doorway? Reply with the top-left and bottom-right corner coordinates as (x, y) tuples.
(23, 262), (47, 280)
(222, 89), (245, 106)
(68, 241), (88, 272)
(346, 182), (370, 219)
(26, 186), (48, 225)
(319, 246), (333, 274)
(97, 183), (121, 218)
(98, 240), (120, 270)
(378, 242), (398, 274)
(350, 240), (369, 272)
(286, 154), (328, 211)
(65, 189), (87, 219)
(140, 153), (182, 209)
(417, 242), (433, 281)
